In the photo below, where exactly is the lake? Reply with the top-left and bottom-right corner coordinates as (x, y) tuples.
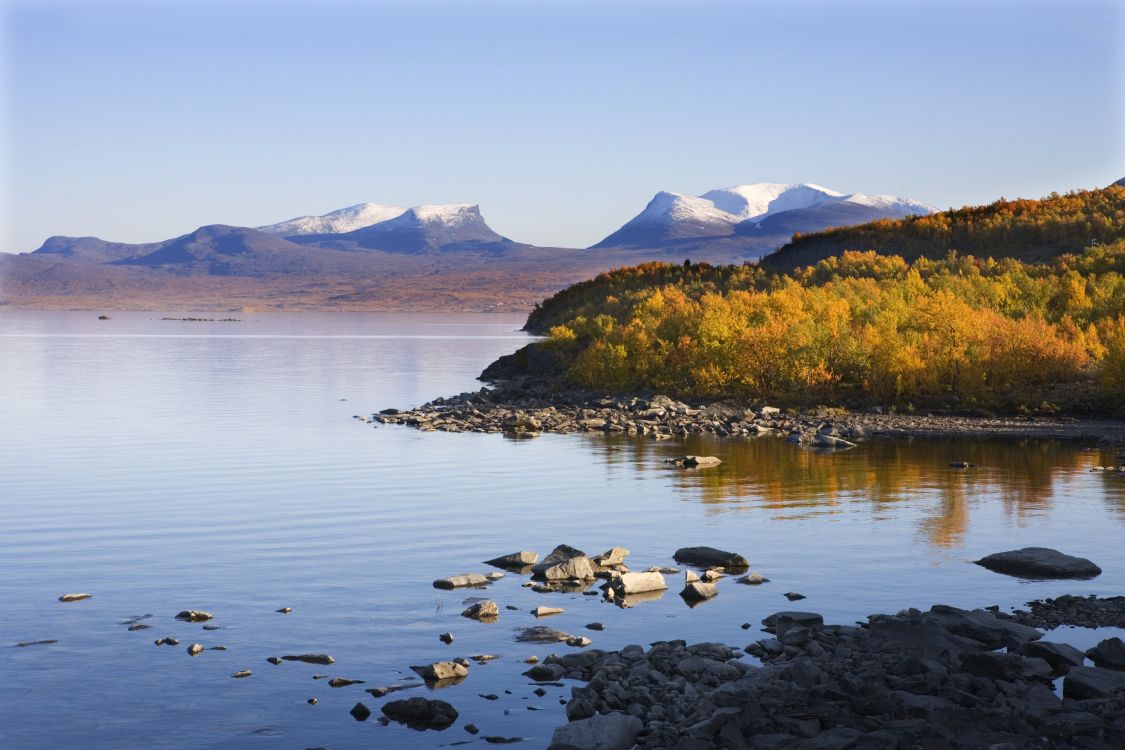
(1, 311), (1123, 749)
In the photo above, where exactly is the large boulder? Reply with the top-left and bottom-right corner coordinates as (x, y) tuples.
(548, 712), (643, 750)
(1087, 637), (1125, 670)
(461, 601), (499, 621)
(673, 546), (749, 570)
(922, 605), (1042, 649)
(974, 547), (1101, 579)
(763, 611), (823, 637)
(381, 696), (459, 730)
(1063, 666), (1125, 699)
(1022, 641), (1086, 673)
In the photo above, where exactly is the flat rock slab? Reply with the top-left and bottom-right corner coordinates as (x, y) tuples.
(484, 551), (539, 570)
(548, 711), (643, 750)
(763, 611), (824, 637)
(1063, 665), (1125, 699)
(608, 571), (667, 596)
(673, 546), (749, 570)
(58, 593), (92, 602)
(974, 547), (1102, 579)
(381, 696), (459, 730)
(516, 626), (573, 643)
(433, 573), (490, 589)
(281, 654), (335, 665)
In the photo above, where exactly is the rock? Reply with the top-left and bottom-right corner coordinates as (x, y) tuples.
(462, 601), (500, 621)
(434, 573), (490, 589)
(471, 654), (500, 663)
(548, 712), (643, 750)
(764, 611), (824, 636)
(672, 546), (749, 570)
(586, 622), (605, 631)
(533, 606), (565, 618)
(175, 610), (214, 622)
(541, 556), (596, 581)
(516, 626), (573, 643)
(307, 698), (317, 704)
(329, 677), (365, 688)
(231, 670), (252, 679)
(923, 604), (1042, 648)
(485, 551), (539, 569)
(486, 572), (505, 581)
(465, 723), (480, 735)
(566, 636), (593, 648)
(974, 547), (1102, 579)
(411, 661), (469, 682)
(1086, 637), (1125, 670)
(1063, 665), (1125, 699)
(58, 593), (92, 602)
(187, 643), (204, 657)
(127, 623), (151, 631)
(1022, 641), (1086, 672)
(267, 657), (282, 665)
(607, 571), (667, 596)
(812, 434), (856, 448)
(281, 654), (335, 665)
(381, 697), (459, 730)
(201, 625), (221, 631)
(592, 547), (629, 566)
(154, 637), (179, 646)
(525, 663), (566, 681)
(785, 591), (806, 601)
(350, 702), (371, 721)
(276, 607), (292, 614)
(700, 569), (724, 582)
(681, 455), (721, 468)
(439, 632), (454, 644)
(949, 461), (972, 468)
(484, 737), (524, 744)
(680, 572), (718, 602)
(737, 572), (769, 584)
(366, 683), (423, 698)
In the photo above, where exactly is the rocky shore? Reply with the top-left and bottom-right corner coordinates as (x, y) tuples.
(547, 597), (1125, 749)
(367, 380), (1125, 445)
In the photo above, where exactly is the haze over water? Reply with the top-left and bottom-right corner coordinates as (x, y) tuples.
(2, 311), (1123, 748)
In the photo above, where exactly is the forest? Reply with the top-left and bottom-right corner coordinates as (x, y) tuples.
(522, 186), (1125, 414)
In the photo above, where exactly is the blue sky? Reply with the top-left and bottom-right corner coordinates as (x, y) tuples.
(1, 0), (1122, 251)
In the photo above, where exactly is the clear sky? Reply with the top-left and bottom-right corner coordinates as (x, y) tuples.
(1, 0), (1122, 252)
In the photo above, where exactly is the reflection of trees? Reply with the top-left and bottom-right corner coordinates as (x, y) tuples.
(591, 434), (1105, 550)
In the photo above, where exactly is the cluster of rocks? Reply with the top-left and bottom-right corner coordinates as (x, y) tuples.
(365, 382), (1125, 442)
(545, 602), (1125, 749)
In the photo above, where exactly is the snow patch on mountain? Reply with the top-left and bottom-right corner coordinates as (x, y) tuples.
(839, 193), (940, 215)
(258, 203), (405, 236)
(632, 192), (740, 228)
(701, 183), (845, 221)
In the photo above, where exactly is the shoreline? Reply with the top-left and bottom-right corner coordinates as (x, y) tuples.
(371, 380), (1125, 446)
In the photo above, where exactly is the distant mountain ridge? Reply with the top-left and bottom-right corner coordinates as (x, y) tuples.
(257, 203), (406, 236)
(593, 182), (938, 249)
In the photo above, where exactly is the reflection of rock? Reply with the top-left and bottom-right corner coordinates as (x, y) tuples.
(616, 590), (667, 608)
(975, 547), (1101, 579)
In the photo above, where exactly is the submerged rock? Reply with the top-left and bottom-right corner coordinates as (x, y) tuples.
(58, 593), (92, 603)
(975, 547), (1102, 579)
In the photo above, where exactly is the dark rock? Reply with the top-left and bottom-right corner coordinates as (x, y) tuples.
(784, 592), (806, 601)
(381, 696), (459, 730)
(57, 593), (92, 602)
(1021, 640), (1085, 672)
(548, 712), (643, 750)
(328, 677), (365, 688)
(1087, 636), (1125, 670)
(1063, 665), (1125, 699)
(281, 654), (335, 665)
(974, 547), (1102, 579)
(672, 546), (749, 570)
(350, 702), (371, 721)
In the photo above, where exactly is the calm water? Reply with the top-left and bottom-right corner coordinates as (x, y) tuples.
(2, 311), (1123, 749)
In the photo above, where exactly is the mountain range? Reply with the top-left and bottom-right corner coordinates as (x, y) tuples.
(2, 181), (938, 310)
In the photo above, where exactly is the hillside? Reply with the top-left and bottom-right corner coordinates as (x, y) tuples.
(760, 185), (1125, 271)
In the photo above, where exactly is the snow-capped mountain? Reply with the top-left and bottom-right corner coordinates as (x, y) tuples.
(593, 183), (938, 248)
(292, 203), (519, 254)
(258, 203), (406, 236)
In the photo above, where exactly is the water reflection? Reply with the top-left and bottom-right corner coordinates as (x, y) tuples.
(585, 434), (1125, 550)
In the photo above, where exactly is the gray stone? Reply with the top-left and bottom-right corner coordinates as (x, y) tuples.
(525, 663), (566, 681)
(1063, 665), (1125, 699)
(1086, 636), (1125, 670)
(1022, 640), (1085, 672)
(764, 611), (823, 636)
(974, 547), (1101, 579)
(548, 712), (643, 750)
